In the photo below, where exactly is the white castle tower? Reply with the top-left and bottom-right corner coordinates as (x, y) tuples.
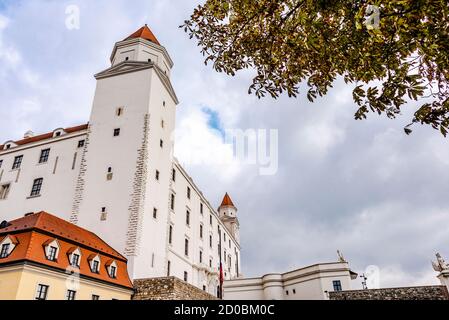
(70, 25), (177, 279)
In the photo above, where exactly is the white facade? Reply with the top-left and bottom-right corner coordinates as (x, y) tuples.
(223, 262), (358, 300)
(0, 26), (241, 296)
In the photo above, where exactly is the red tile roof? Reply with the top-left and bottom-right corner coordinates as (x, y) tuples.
(0, 124), (88, 151)
(125, 24), (160, 45)
(0, 212), (132, 289)
(220, 193), (236, 207)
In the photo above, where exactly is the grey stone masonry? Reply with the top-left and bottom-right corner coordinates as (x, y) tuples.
(329, 285), (449, 300)
(133, 277), (218, 300)
(124, 114), (150, 257)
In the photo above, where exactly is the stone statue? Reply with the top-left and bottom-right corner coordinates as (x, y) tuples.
(432, 253), (449, 272)
(337, 250), (346, 263)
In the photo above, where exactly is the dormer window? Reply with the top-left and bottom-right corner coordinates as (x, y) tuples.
(0, 236), (18, 259)
(53, 129), (65, 138)
(71, 253), (80, 267)
(48, 246), (57, 261)
(88, 255), (101, 273)
(0, 243), (9, 258)
(43, 239), (60, 262)
(5, 144), (10, 149)
(67, 247), (81, 268)
(106, 260), (118, 278)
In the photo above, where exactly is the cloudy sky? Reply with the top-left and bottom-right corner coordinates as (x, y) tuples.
(0, 0), (448, 289)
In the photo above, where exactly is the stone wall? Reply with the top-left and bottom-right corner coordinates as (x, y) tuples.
(329, 285), (449, 300)
(133, 277), (218, 300)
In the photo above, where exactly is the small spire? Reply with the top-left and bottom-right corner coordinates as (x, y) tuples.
(220, 193), (235, 207)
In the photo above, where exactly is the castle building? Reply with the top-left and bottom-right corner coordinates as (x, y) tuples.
(0, 25), (241, 296)
(0, 211), (133, 300)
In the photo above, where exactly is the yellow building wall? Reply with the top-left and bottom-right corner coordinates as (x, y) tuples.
(0, 264), (132, 300)
(0, 267), (23, 300)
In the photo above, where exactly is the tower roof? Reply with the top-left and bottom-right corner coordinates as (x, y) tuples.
(220, 193), (236, 207)
(125, 24), (160, 45)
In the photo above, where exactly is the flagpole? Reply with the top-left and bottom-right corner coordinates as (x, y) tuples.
(218, 226), (223, 299)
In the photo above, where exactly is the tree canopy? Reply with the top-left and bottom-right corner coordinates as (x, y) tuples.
(182, 0), (449, 135)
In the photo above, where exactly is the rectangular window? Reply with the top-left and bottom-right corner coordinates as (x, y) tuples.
(200, 203), (203, 214)
(0, 160), (3, 168)
(186, 210), (190, 226)
(0, 243), (10, 258)
(200, 225), (203, 239)
(155, 170), (160, 181)
(30, 178), (43, 197)
(160, 139), (163, 148)
(184, 271), (188, 282)
(77, 140), (85, 148)
(153, 208), (158, 219)
(199, 250), (203, 263)
(172, 169), (176, 181)
(66, 290), (76, 300)
(110, 266), (117, 278)
(209, 235), (212, 248)
(39, 149), (50, 164)
(184, 239), (189, 257)
(71, 254), (80, 267)
(170, 194), (175, 210)
(92, 295), (100, 300)
(116, 107), (124, 116)
(187, 187), (191, 199)
(113, 128), (121, 137)
(12, 155), (23, 170)
(48, 246), (57, 261)
(224, 233), (227, 242)
(209, 259), (212, 268)
(0, 184), (10, 200)
(169, 226), (173, 245)
(167, 260), (171, 276)
(92, 260), (99, 273)
(210, 215), (212, 225)
(333, 280), (342, 292)
(35, 284), (49, 300)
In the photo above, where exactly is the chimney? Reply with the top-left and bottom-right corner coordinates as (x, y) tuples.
(24, 130), (34, 139)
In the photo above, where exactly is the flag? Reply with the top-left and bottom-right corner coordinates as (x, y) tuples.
(219, 262), (224, 285)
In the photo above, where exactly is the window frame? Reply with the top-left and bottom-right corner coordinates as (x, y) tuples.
(0, 183), (11, 200)
(77, 140), (85, 148)
(35, 284), (49, 300)
(47, 246), (58, 261)
(184, 238), (189, 257)
(333, 280), (343, 292)
(66, 290), (77, 301)
(0, 243), (10, 258)
(39, 148), (50, 164)
(12, 155), (23, 170)
(30, 178), (43, 197)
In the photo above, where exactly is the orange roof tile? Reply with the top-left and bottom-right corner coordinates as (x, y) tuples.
(125, 24), (160, 45)
(0, 212), (132, 289)
(0, 124), (88, 151)
(220, 193), (235, 207)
